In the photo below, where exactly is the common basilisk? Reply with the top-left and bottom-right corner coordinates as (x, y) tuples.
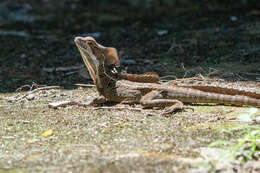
(74, 36), (260, 115)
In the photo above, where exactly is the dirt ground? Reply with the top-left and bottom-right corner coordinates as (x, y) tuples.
(0, 0), (260, 172)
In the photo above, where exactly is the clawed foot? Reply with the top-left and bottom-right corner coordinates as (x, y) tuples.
(89, 95), (107, 106)
(161, 105), (194, 116)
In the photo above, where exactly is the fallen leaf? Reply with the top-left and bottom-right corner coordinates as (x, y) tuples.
(41, 129), (53, 137)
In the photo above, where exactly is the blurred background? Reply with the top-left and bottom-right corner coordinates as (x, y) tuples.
(0, 0), (259, 92)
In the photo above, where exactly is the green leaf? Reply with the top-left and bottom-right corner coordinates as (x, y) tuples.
(208, 140), (232, 147)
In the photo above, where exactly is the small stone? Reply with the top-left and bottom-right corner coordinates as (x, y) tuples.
(22, 120), (30, 124)
(7, 97), (16, 102)
(2, 136), (15, 139)
(20, 54), (26, 58)
(27, 138), (39, 143)
(230, 16), (238, 22)
(26, 94), (35, 100)
(157, 30), (168, 36)
(60, 93), (67, 96)
(40, 94), (48, 97)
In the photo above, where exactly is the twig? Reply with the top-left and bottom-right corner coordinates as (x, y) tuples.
(16, 86), (61, 101)
(49, 100), (89, 108)
(92, 106), (142, 112)
(146, 112), (160, 116)
(75, 84), (95, 88)
(207, 67), (220, 77)
(43, 65), (84, 73)
(15, 84), (33, 92)
(227, 120), (252, 124)
(234, 73), (247, 80)
(239, 72), (260, 77)
(64, 71), (78, 76)
(49, 100), (142, 112)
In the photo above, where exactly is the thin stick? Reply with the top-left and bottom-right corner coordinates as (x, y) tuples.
(227, 120), (252, 124)
(92, 106), (142, 112)
(49, 100), (142, 112)
(75, 84), (95, 88)
(227, 119), (260, 124)
(49, 100), (89, 108)
(16, 86), (61, 101)
(43, 65), (84, 73)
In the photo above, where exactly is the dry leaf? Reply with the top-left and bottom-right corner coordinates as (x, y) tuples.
(41, 129), (53, 137)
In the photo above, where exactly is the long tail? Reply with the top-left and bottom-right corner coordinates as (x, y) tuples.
(168, 80), (260, 99)
(173, 86), (260, 107)
(181, 85), (260, 99)
(119, 72), (159, 83)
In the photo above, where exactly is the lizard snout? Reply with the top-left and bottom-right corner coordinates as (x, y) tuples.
(74, 36), (96, 43)
(74, 36), (87, 44)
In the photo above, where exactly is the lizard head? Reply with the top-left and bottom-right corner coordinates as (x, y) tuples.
(74, 36), (120, 84)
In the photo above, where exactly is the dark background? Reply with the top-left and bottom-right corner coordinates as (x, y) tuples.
(0, 0), (259, 92)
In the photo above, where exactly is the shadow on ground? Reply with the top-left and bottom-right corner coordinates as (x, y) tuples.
(0, 0), (259, 93)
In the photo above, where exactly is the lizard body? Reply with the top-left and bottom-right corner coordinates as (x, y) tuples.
(74, 36), (260, 114)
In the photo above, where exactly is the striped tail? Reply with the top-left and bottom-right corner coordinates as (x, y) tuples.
(174, 87), (260, 107)
(119, 73), (159, 83)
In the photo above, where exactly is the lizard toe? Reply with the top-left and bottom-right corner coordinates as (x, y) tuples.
(162, 104), (184, 115)
(183, 106), (195, 112)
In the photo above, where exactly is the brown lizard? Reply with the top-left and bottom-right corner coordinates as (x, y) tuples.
(74, 36), (260, 115)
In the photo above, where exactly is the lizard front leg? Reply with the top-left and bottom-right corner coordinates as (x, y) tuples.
(140, 90), (185, 115)
(89, 95), (107, 106)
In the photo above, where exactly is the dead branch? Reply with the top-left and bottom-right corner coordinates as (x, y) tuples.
(75, 84), (95, 88)
(14, 86), (61, 102)
(43, 65), (84, 73)
(49, 100), (89, 108)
